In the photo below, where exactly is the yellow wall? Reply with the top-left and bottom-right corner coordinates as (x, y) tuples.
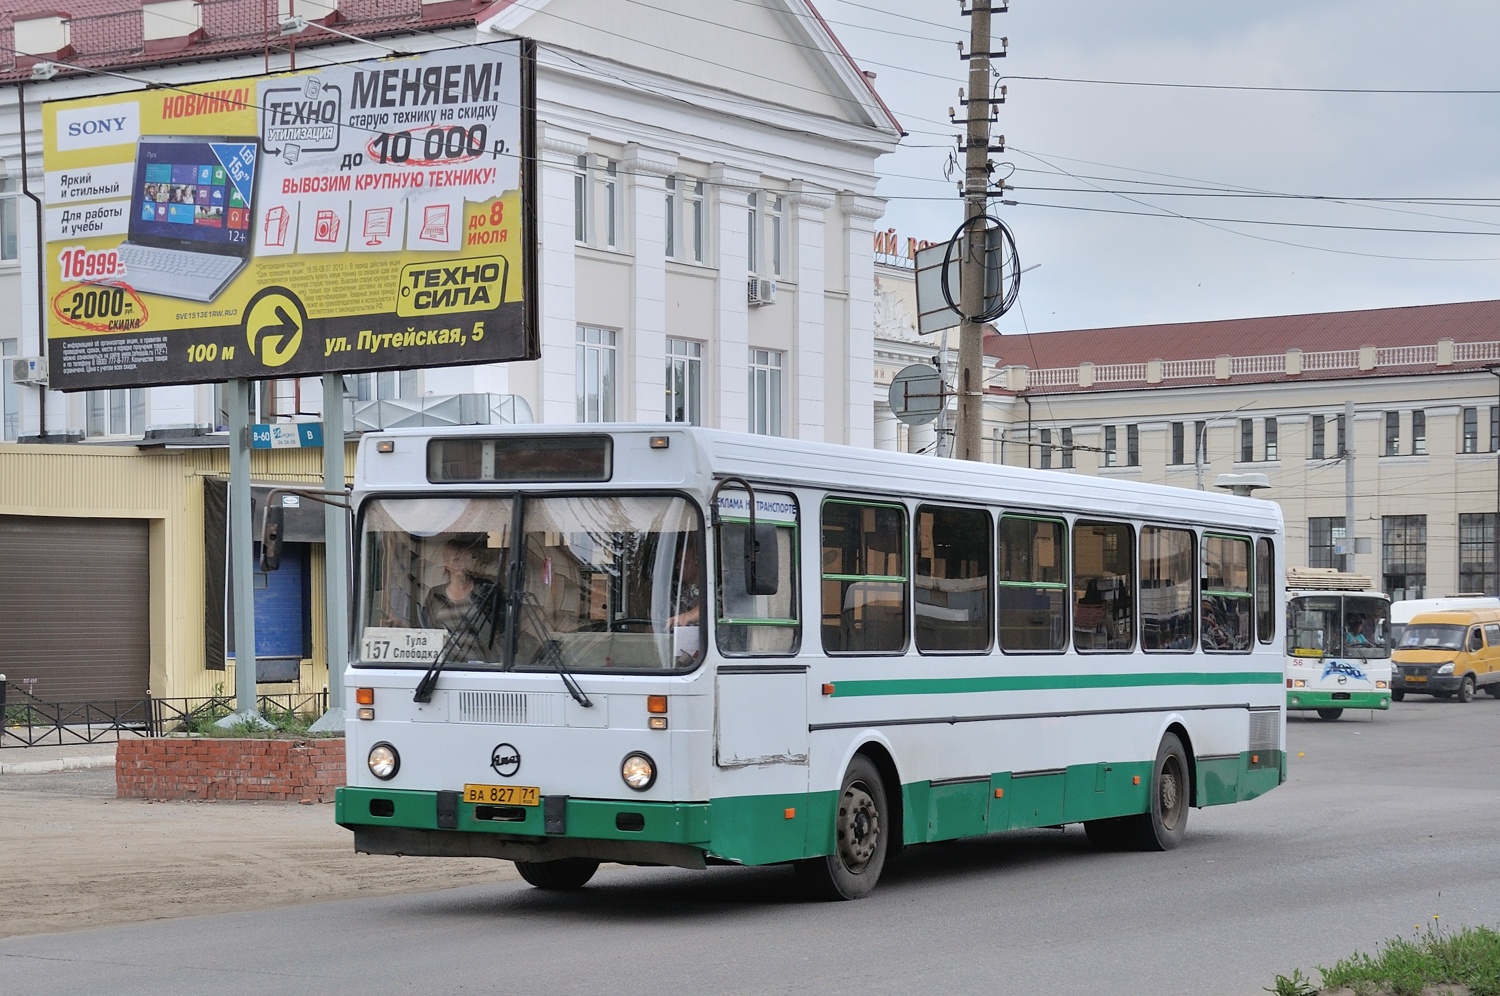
(0, 440), (355, 702)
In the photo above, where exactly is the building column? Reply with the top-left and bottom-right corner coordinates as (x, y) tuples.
(841, 194), (886, 448)
(710, 163), (759, 432)
(624, 143), (677, 422)
(789, 181), (832, 442)
(537, 124), (589, 424)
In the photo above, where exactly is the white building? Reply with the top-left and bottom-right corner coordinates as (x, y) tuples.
(0, 0), (902, 444)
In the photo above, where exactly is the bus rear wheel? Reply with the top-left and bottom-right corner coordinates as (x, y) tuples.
(1129, 733), (1189, 851)
(514, 858), (599, 890)
(1316, 708), (1344, 721)
(796, 755), (889, 901)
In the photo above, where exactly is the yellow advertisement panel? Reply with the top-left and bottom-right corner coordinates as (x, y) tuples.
(41, 39), (537, 391)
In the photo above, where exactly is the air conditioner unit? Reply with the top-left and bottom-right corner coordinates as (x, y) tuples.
(10, 356), (47, 387)
(747, 277), (777, 306)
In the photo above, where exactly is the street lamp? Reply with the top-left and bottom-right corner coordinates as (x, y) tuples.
(1195, 399), (1261, 491)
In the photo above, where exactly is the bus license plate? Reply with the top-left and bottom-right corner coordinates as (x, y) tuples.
(463, 783), (540, 806)
(1406, 675), (1427, 683)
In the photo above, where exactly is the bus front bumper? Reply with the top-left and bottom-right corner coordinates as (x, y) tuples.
(1286, 689), (1390, 711)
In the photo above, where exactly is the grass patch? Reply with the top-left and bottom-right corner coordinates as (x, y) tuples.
(1269, 921), (1500, 996)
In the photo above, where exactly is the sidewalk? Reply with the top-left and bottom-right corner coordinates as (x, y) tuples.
(0, 741), (120, 775)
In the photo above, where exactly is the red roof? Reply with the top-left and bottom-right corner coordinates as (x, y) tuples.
(984, 299), (1500, 394)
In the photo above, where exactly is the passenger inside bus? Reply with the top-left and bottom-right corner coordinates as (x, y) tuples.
(420, 535), (501, 662)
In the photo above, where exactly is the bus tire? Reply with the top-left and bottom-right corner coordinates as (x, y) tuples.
(1128, 732), (1189, 852)
(1316, 708), (1344, 721)
(1392, 690), (1405, 702)
(514, 858), (599, 890)
(796, 755), (889, 901)
(1458, 676), (1476, 703)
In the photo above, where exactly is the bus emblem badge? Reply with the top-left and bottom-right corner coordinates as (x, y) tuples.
(490, 743), (521, 777)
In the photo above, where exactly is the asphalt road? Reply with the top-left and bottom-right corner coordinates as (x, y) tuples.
(3, 696), (1499, 995)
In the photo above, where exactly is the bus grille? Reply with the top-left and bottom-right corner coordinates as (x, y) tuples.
(1247, 707), (1280, 753)
(454, 691), (564, 726)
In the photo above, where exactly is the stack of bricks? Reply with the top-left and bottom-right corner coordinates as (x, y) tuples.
(116, 738), (346, 803)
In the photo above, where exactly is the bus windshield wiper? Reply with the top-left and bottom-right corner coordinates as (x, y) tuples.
(413, 551), (507, 703)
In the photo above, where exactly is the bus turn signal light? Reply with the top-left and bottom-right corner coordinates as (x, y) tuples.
(647, 695), (667, 714)
(822, 683), (835, 696)
(356, 687), (375, 705)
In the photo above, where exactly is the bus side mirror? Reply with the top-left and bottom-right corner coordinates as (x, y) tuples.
(744, 522), (779, 596)
(260, 504), (284, 572)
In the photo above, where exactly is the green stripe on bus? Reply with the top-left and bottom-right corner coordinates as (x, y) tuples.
(829, 671), (1283, 697)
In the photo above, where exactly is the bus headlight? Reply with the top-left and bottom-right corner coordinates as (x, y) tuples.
(368, 742), (400, 780)
(1437, 662), (1455, 675)
(621, 752), (656, 791)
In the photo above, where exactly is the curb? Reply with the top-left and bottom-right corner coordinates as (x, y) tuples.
(0, 755), (116, 776)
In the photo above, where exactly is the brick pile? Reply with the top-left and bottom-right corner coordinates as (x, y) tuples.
(116, 737), (346, 803)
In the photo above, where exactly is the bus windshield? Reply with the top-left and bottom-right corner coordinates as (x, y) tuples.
(359, 494), (704, 673)
(1398, 624), (1466, 651)
(1286, 594), (1390, 659)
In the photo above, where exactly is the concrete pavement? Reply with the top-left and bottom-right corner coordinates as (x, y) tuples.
(0, 740), (119, 775)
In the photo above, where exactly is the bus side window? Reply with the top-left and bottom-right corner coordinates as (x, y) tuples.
(1073, 521), (1135, 652)
(715, 495), (801, 658)
(997, 515), (1067, 652)
(1202, 534), (1253, 653)
(914, 504), (992, 654)
(1139, 526), (1195, 652)
(821, 499), (908, 655)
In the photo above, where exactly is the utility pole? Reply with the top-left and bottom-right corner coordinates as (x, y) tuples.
(956, 1), (1006, 461)
(1344, 400), (1356, 575)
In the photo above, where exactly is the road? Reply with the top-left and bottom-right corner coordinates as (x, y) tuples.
(2, 696), (1498, 995)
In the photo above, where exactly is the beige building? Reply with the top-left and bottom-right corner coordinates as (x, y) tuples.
(971, 300), (1500, 600)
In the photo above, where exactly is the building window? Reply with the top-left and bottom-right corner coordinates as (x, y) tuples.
(1411, 410), (1426, 455)
(1382, 514), (1427, 601)
(1384, 411), (1400, 456)
(664, 176), (677, 259)
(1126, 424), (1139, 467)
(573, 155), (589, 243)
(1312, 414), (1326, 459)
(0, 176), (18, 261)
(1061, 427), (1074, 469)
(1171, 422), (1185, 465)
(1491, 406), (1499, 453)
(347, 370), (416, 402)
(86, 388), (146, 437)
(747, 190), (786, 277)
(665, 337), (702, 425)
(1463, 408), (1479, 454)
(1038, 428), (1052, 469)
(748, 348), (783, 436)
(1264, 418), (1278, 461)
(1103, 425), (1118, 467)
(573, 156), (620, 248)
(2, 338), (18, 441)
(576, 325), (618, 423)
(686, 179), (706, 263)
(1239, 418), (1254, 463)
(1308, 516), (1346, 569)
(1459, 513), (1498, 596)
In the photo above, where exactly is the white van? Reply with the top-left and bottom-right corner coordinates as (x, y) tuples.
(1390, 596), (1500, 645)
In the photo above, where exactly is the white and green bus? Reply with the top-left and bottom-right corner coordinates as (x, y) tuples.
(335, 425), (1286, 899)
(1284, 568), (1392, 720)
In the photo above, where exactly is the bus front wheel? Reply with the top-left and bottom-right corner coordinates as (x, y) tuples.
(796, 755), (889, 901)
(514, 858), (599, 890)
(1316, 708), (1344, 721)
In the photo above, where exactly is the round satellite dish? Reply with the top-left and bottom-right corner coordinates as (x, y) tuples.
(888, 364), (944, 426)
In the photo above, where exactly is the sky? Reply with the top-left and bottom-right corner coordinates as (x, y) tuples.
(815, 0), (1500, 334)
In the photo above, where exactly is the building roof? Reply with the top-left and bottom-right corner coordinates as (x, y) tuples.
(984, 299), (1500, 395)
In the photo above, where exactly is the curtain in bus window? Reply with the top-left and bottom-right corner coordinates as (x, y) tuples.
(914, 505), (991, 653)
(998, 516), (1067, 652)
(1140, 526), (1195, 652)
(1073, 521), (1135, 652)
(822, 500), (908, 654)
(1202, 534), (1252, 652)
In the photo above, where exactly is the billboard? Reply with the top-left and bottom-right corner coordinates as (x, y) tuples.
(40, 40), (537, 391)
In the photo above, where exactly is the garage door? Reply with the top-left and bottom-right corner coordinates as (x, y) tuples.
(0, 516), (150, 702)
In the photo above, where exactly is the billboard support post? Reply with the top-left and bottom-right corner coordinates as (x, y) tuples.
(310, 371), (348, 733)
(220, 377), (269, 730)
